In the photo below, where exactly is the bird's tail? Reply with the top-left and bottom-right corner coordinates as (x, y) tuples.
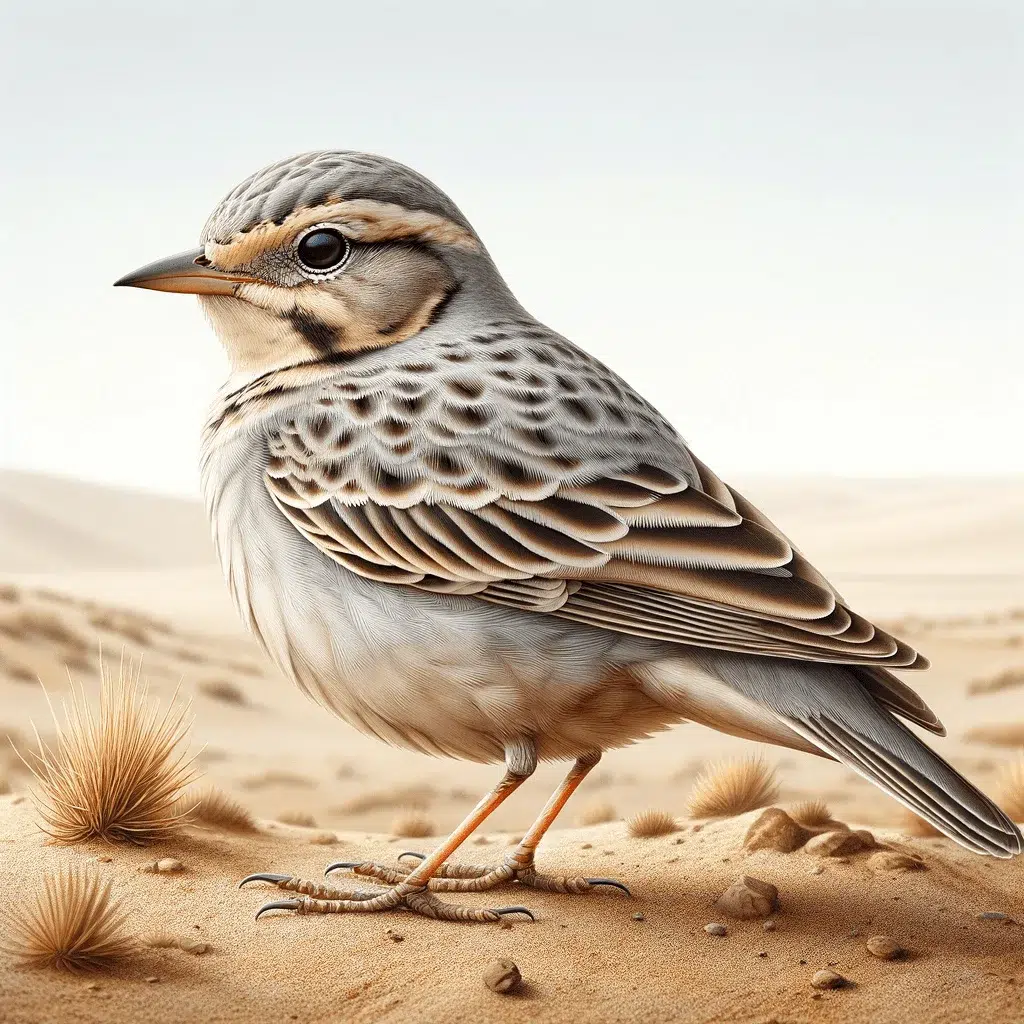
(710, 655), (1023, 858)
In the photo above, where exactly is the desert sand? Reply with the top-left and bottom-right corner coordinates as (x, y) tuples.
(1, 469), (1023, 1023)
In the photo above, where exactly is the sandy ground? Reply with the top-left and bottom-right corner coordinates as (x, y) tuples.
(0, 470), (1023, 1022)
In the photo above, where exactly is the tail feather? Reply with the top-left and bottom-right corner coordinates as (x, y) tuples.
(706, 654), (1023, 858)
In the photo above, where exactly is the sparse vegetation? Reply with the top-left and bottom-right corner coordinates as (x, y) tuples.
(577, 799), (617, 826)
(179, 786), (256, 832)
(964, 723), (1024, 748)
(335, 784), (435, 813)
(967, 668), (1024, 697)
(789, 798), (835, 827)
(0, 868), (133, 971)
(276, 810), (317, 827)
(687, 756), (780, 818)
(626, 809), (679, 838)
(197, 678), (248, 706)
(390, 811), (435, 838)
(22, 658), (198, 844)
(995, 755), (1024, 821)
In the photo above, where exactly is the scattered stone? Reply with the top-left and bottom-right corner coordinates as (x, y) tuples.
(581, 842), (592, 850)
(483, 959), (522, 994)
(500, 920), (513, 930)
(632, 912), (645, 922)
(84, 982), (100, 991)
(704, 922), (728, 937)
(847, 929), (861, 938)
(10, 795), (25, 806)
(473, 836), (492, 846)
(868, 851), (925, 872)
(179, 939), (210, 955)
(866, 935), (905, 960)
(715, 875), (779, 920)
(386, 929), (404, 942)
(757, 951), (767, 958)
(763, 919), (777, 932)
(977, 911), (1011, 922)
(804, 830), (871, 858)
(744, 808), (811, 853)
(811, 969), (848, 990)
(809, 865), (824, 875)
(143, 858), (184, 874)
(145, 976), (160, 984)
(691, 824), (703, 833)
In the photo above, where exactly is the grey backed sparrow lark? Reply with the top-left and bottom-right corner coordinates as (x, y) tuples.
(116, 151), (1022, 924)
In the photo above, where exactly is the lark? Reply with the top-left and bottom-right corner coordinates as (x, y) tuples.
(117, 151), (1022, 923)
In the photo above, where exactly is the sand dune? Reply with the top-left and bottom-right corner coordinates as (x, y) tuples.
(1, 471), (1023, 1022)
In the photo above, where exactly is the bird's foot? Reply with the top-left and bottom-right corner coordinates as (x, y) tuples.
(239, 872), (534, 923)
(330, 849), (631, 896)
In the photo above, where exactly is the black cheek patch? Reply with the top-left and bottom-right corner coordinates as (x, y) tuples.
(286, 309), (339, 353)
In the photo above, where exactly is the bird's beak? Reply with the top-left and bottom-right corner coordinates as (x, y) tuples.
(113, 248), (257, 295)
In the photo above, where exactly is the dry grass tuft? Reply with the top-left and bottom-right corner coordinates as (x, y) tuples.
(22, 658), (198, 844)
(276, 810), (317, 828)
(1, 868), (134, 971)
(967, 668), (1024, 697)
(995, 755), (1024, 821)
(687, 756), (780, 818)
(964, 723), (1024, 748)
(626, 809), (679, 838)
(577, 799), (617, 826)
(197, 679), (248, 706)
(789, 798), (835, 827)
(179, 786), (256, 832)
(336, 784), (436, 814)
(899, 807), (943, 838)
(391, 811), (436, 838)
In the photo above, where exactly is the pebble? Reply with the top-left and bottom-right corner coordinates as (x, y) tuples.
(483, 959), (522, 994)
(704, 923), (728, 937)
(632, 912), (645, 922)
(866, 935), (905, 960)
(96, 856), (112, 864)
(179, 939), (210, 955)
(715, 876), (779, 920)
(144, 858), (184, 874)
(763, 920), (777, 932)
(500, 920), (513, 930)
(743, 808), (811, 854)
(811, 969), (848, 990)
(386, 929), (404, 942)
(804, 829), (871, 858)
(977, 911), (1010, 922)
(809, 865), (825, 875)
(580, 843), (592, 850)
(145, 976), (160, 984)
(868, 850), (925, 872)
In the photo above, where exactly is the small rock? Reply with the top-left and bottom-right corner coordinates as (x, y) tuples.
(96, 856), (112, 864)
(632, 912), (645, 922)
(715, 875), (779, 920)
(84, 982), (101, 991)
(581, 843), (592, 850)
(473, 836), (491, 846)
(704, 922), (728, 936)
(809, 865), (825, 875)
(757, 951), (768, 958)
(804, 830), (870, 858)
(145, 976), (160, 984)
(483, 959), (522, 994)
(500, 920), (513, 930)
(386, 929), (404, 942)
(868, 851), (925, 872)
(866, 935), (905, 960)
(811, 969), (848, 990)
(763, 919), (777, 932)
(178, 939), (210, 955)
(10, 795), (25, 806)
(978, 911), (1010, 922)
(144, 858), (184, 874)
(744, 808), (811, 853)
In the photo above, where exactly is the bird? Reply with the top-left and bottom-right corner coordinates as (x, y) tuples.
(115, 150), (1022, 923)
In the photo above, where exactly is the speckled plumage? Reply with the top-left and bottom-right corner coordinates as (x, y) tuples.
(149, 151), (1021, 871)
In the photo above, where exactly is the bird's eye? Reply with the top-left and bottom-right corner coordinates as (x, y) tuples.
(296, 227), (350, 273)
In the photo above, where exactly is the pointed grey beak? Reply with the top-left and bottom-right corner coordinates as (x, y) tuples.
(114, 248), (258, 295)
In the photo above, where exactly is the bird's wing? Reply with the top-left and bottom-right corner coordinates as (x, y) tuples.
(259, 347), (936, 731)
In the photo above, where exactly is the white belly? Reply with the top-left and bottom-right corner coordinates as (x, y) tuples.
(200, 424), (683, 763)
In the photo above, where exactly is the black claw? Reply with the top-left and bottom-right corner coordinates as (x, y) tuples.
(255, 899), (302, 920)
(239, 873), (291, 888)
(324, 861), (360, 876)
(397, 851), (427, 863)
(494, 906), (535, 921)
(585, 878), (632, 896)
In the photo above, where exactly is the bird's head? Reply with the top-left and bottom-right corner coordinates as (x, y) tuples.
(116, 151), (513, 372)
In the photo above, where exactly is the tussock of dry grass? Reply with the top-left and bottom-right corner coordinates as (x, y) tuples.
(964, 723), (1024, 748)
(687, 756), (780, 818)
(276, 810), (317, 828)
(390, 811), (435, 838)
(337, 784), (436, 814)
(790, 798), (835, 827)
(626, 809), (679, 838)
(240, 770), (314, 790)
(967, 668), (1024, 697)
(197, 679), (248, 706)
(899, 807), (943, 838)
(1, 868), (134, 971)
(995, 755), (1024, 821)
(577, 800), (617, 826)
(22, 658), (198, 844)
(179, 786), (256, 832)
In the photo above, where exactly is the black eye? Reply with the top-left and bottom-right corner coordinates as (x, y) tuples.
(296, 228), (349, 272)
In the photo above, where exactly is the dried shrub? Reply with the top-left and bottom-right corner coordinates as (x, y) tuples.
(964, 723), (1024, 748)
(626, 809), (679, 838)
(22, 658), (198, 844)
(276, 810), (317, 828)
(577, 800), (617, 826)
(1, 868), (133, 971)
(390, 811), (435, 838)
(995, 755), (1024, 821)
(240, 770), (314, 790)
(197, 679), (248, 706)
(336, 784), (435, 813)
(687, 756), (780, 818)
(789, 799), (835, 827)
(179, 786), (256, 832)
(967, 668), (1024, 697)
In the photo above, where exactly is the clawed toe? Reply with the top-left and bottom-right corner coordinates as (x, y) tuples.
(255, 898), (303, 920)
(584, 878), (632, 896)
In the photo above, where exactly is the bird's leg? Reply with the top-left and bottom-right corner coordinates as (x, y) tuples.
(242, 739), (538, 923)
(357, 752), (630, 897)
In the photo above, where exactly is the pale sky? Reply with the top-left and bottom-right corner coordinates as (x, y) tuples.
(1, 1), (1020, 497)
